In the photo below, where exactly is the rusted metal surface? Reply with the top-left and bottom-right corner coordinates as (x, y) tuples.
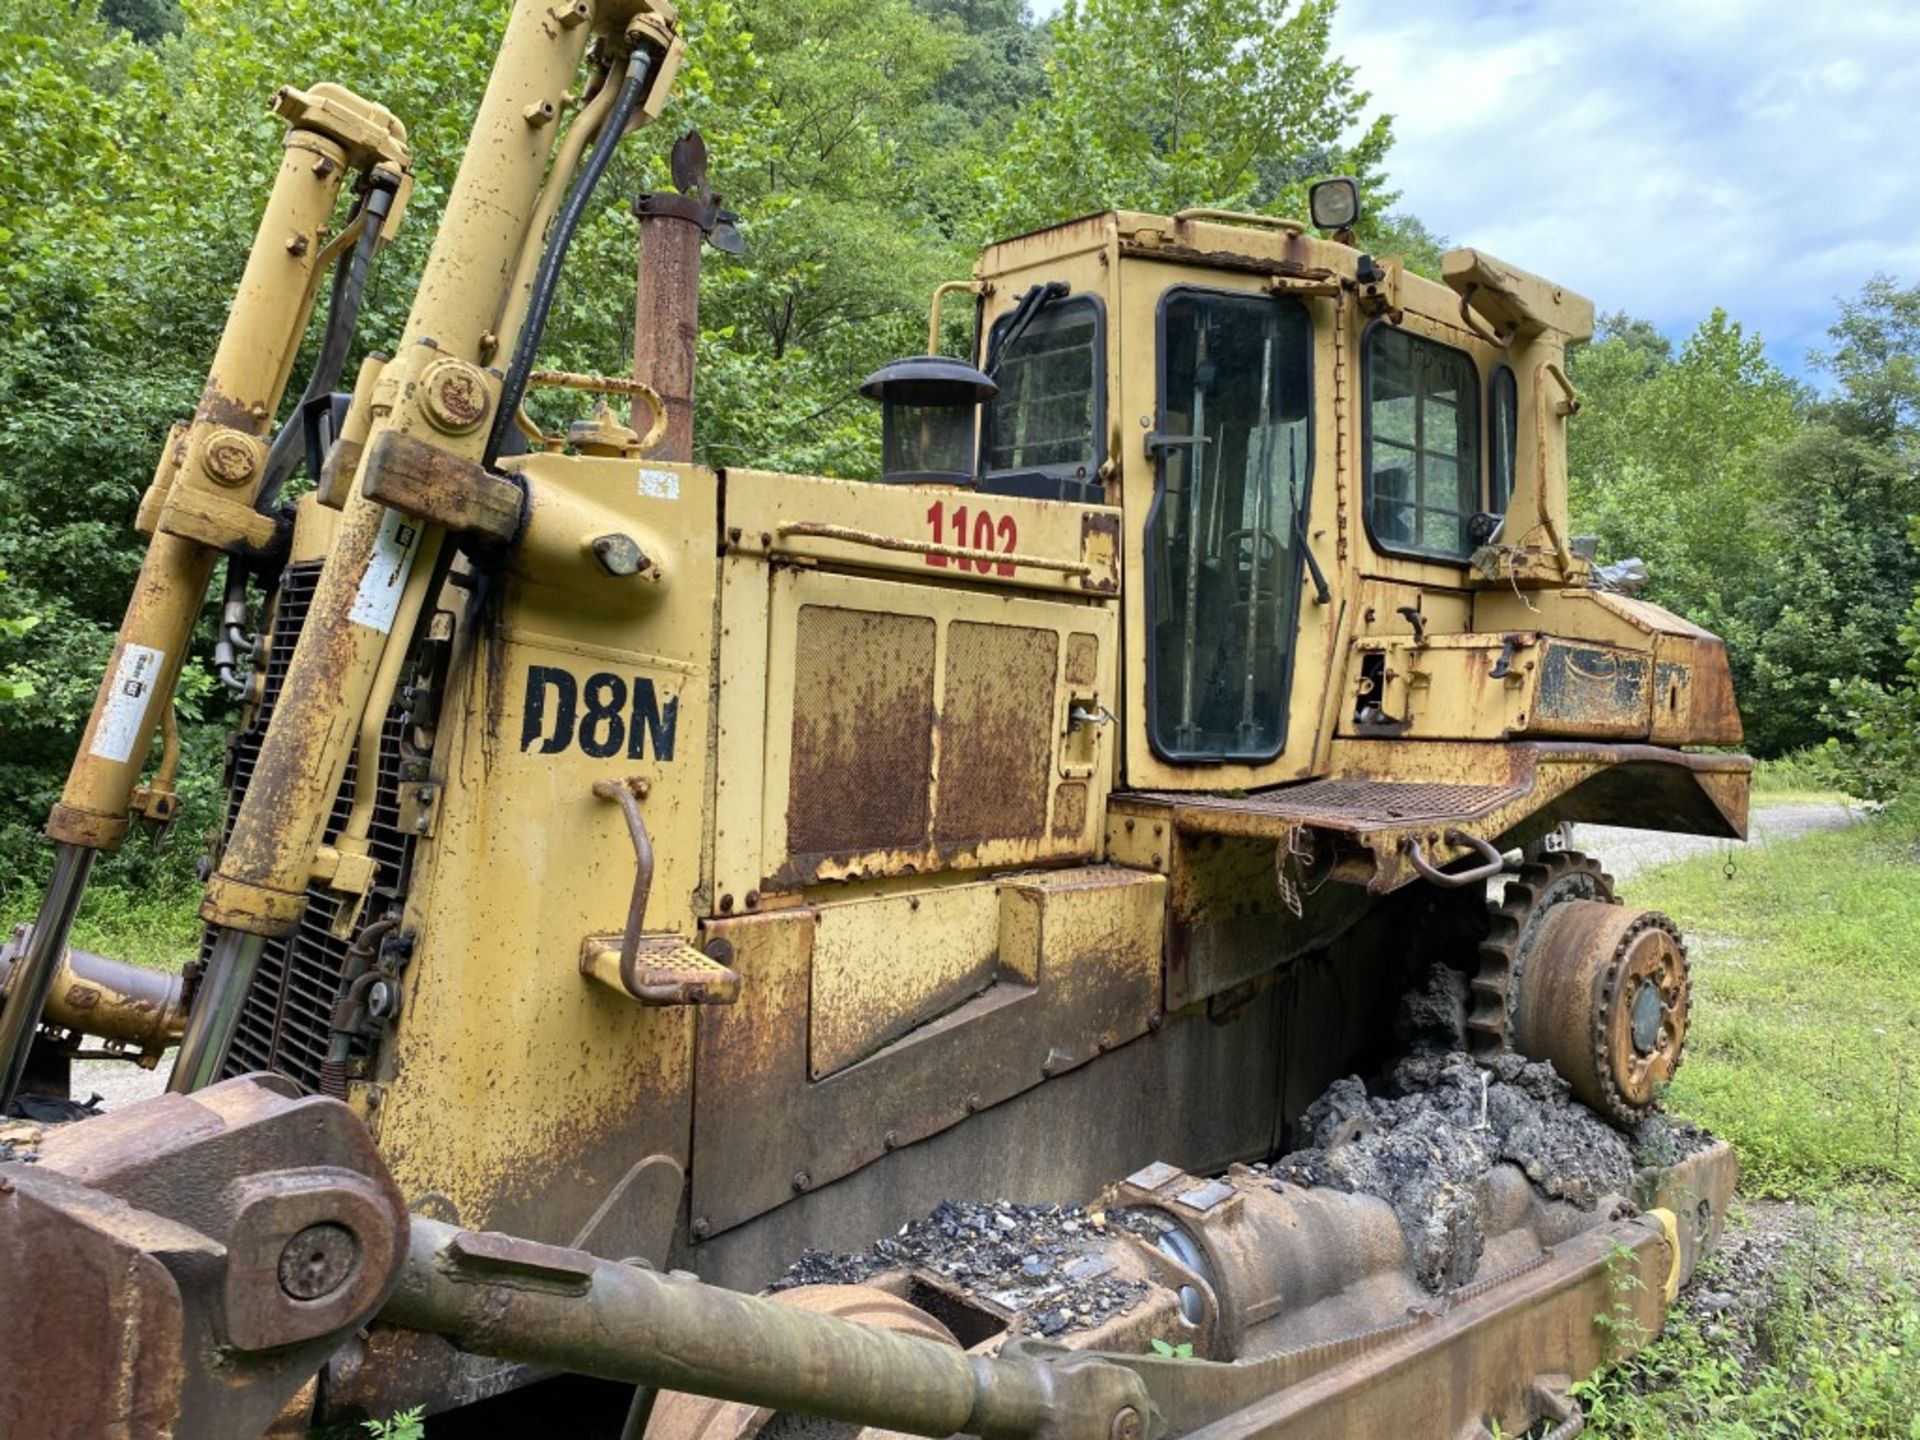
(1529, 640), (1651, 738)
(0, 1165), (200, 1437)
(692, 868), (1164, 1238)
(807, 883), (1002, 1081)
(1159, 833), (1372, 1012)
(0, 922), (188, 1064)
(3, 1076), (1737, 1440)
(1130, 779), (1524, 833)
(1469, 851), (1616, 1058)
(0, 1077), (410, 1437)
(1403, 830), (1505, 887)
(645, 1284), (964, 1440)
(593, 777), (657, 969)
(934, 622), (1058, 846)
(1115, 742), (1750, 897)
(388, 1216), (1151, 1440)
(775, 520), (1097, 578)
(1512, 901), (1690, 1125)
(1160, 1219), (1673, 1440)
(523, 369), (669, 454)
(582, 933), (741, 1006)
(631, 134), (709, 460)
(358, 430), (524, 546)
(786, 606), (938, 858)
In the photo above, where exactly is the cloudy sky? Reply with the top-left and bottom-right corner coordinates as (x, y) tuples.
(1324, 0), (1920, 379)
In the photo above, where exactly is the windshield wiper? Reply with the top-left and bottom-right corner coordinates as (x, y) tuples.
(985, 280), (1069, 377)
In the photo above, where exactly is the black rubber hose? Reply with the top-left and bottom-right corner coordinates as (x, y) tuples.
(255, 177), (399, 510)
(485, 48), (656, 466)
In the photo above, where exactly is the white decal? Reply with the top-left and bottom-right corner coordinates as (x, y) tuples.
(637, 467), (680, 501)
(89, 643), (165, 764)
(348, 507), (423, 634)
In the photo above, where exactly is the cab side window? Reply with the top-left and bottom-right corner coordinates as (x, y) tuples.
(1365, 326), (1482, 560)
(980, 295), (1104, 503)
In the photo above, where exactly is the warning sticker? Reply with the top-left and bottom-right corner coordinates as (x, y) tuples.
(348, 507), (423, 634)
(89, 643), (165, 764)
(637, 467), (680, 501)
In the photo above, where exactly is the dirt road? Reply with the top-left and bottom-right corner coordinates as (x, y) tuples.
(1571, 798), (1860, 884)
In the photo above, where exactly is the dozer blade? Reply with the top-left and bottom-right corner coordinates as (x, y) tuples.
(0, 1078), (1732, 1440)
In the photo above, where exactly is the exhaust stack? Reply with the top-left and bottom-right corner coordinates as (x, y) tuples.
(631, 130), (739, 460)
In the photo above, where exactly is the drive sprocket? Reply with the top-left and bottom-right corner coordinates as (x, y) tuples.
(1467, 850), (1616, 1058)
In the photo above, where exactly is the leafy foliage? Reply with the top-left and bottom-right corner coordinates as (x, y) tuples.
(1569, 296), (1920, 758)
(359, 1408), (425, 1440)
(979, 0), (1397, 241)
(0, 573), (36, 702)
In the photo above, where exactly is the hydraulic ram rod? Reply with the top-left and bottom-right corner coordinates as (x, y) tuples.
(385, 1219), (1154, 1440)
(0, 92), (408, 1111)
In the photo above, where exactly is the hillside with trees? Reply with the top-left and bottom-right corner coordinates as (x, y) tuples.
(0, 0), (1915, 913)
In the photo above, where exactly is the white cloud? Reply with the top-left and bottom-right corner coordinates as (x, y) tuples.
(1328, 0), (1920, 377)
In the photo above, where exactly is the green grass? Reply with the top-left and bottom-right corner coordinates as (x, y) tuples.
(1749, 748), (1852, 804)
(0, 881), (200, 972)
(1581, 803), (1920, 1437)
(1577, 1205), (1920, 1438)
(1629, 806), (1920, 1195)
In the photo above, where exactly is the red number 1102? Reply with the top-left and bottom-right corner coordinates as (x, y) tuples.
(926, 500), (1017, 577)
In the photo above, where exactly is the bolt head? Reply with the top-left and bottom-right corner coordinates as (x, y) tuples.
(420, 358), (491, 434)
(278, 1222), (359, 1301)
(367, 979), (401, 1021)
(202, 430), (259, 488)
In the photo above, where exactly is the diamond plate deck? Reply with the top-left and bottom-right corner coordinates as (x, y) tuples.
(1122, 777), (1528, 836)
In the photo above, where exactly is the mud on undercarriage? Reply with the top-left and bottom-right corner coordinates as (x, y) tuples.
(0, 1032), (1734, 1440)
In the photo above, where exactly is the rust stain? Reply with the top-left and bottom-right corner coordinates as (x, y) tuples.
(933, 622), (1056, 846)
(785, 606), (936, 861)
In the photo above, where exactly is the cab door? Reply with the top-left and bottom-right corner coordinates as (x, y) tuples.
(1117, 265), (1343, 791)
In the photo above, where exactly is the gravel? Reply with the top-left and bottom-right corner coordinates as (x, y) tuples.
(1574, 800), (1860, 884)
(774, 1199), (1148, 1338)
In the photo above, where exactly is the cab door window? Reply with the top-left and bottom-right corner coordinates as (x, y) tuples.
(1146, 289), (1313, 761)
(1364, 325), (1482, 560)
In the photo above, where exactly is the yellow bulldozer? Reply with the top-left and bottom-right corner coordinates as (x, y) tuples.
(0, 3), (1750, 1436)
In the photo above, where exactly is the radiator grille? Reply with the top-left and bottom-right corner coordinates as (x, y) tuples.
(202, 563), (416, 1094)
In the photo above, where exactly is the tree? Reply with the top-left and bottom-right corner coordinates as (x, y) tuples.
(100, 0), (183, 42)
(1568, 294), (1920, 757)
(976, 0), (1396, 243)
(1816, 275), (1920, 450)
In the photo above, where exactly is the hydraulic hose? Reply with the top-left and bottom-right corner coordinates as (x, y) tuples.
(257, 177), (399, 512)
(485, 47), (656, 466)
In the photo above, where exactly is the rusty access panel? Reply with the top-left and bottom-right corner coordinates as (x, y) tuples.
(756, 569), (1119, 890)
